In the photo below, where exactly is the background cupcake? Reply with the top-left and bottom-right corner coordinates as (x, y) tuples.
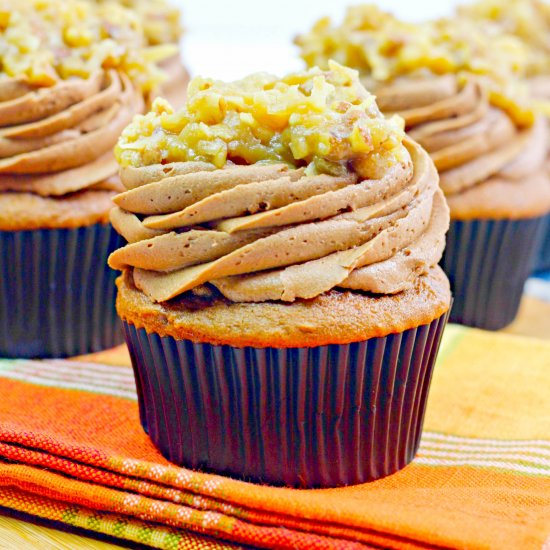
(88, 0), (188, 107)
(458, 0), (550, 272)
(0, 0), (171, 358)
(108, 62), (451, 488)
(297, 7), (550, 329)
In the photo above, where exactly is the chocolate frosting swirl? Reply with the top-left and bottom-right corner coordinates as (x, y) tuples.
(0, 70), (144, 230)
(109, 138), (448, 303)
(373, 74), (550, 219)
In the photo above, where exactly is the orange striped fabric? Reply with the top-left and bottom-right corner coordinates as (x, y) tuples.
(0, 325), (548, 549)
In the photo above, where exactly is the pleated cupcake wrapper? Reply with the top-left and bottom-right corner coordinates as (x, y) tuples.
(441, 217), (545, 331)
(0, 225), (124, 358)
(534, 214), (550, 273)
(123, 309), (450, 489)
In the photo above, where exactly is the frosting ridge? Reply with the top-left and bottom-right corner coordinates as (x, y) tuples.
(109, 139), (447, 303)
(0, 70), (143, 213)
(0, 0), (166, 231)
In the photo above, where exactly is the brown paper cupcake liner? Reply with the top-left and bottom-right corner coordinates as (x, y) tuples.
(123, 309), (450, 488)
(441, 217), (545, 330)
(0, 224), (124, 358)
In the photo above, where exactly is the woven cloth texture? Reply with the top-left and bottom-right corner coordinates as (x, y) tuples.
(0, 324), (548, 549)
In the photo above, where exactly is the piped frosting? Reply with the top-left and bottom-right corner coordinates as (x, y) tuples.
(109, 64), (449, 303)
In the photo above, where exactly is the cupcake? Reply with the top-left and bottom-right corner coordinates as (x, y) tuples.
(89, 0), (188, 108)
(0, 0), (170, 358)
(297, 8), (550, 329)
(458, 0), (550, 272)
(108, 62), (451, 488)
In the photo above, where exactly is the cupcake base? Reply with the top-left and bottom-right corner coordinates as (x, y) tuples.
(0, 224), (124, 358)
(123, 309), (449, 488)
(441, 217), (545, 330)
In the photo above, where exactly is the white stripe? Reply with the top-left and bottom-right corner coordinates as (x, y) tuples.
(0, 370), (137, 400)
(6, 368), (137, 395)
(0, 359), (133, 376)
(420, 440), (550, 458)
(422, 432), (550, 449)
(415, 457), (549, 476)
(13, 368), (134, 389)
(16, 361), (134, 385)
(1, 360), (136, 391)
(45, 359), (134, 376)
(418, 449), (550, 467)
(31, 360), (135, 381)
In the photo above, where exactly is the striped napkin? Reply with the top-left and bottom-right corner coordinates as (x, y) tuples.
(0, 324), (548, 549)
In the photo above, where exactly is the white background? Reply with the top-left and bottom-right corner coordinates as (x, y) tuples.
(175, 1), (462, 80)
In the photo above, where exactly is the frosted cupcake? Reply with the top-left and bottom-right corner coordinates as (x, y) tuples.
(297, 8), (550, 329)
(108, 63), (451, 487)
(0, 0), (169, 357)
(459, 0), (550, 271)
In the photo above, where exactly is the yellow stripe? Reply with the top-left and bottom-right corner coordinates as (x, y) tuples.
(425, 328), (550, 440)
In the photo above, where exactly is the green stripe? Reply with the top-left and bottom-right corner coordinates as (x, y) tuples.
(61, 505), (79, 526)
(113, 518), (129, 537)
(86, 513), (102, 531)
(164, 531), (182, 550)
(137, 525), (154, 544)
